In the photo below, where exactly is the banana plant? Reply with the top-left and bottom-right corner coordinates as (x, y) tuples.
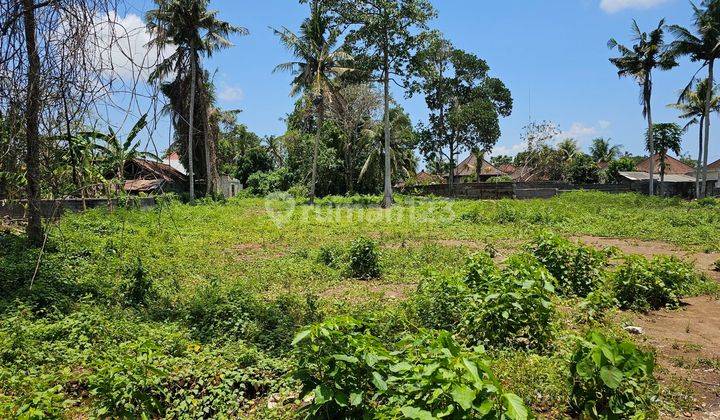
(89, 114), (160, 182)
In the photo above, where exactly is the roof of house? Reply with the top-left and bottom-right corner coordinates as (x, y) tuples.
(635, 154), (694, 175)
(619, 171), (697, 183)
(454, 154), (504, 177)
(126, 158), (187, 183)
(123, 179), (166, 192)
(499, 164), (517, 175)
(709, 158), (720, 171)
(416, 171), (445, 183)
(163, 152), (188, 175)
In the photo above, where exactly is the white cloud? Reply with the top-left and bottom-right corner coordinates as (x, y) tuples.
(600, 0), (671, 13)
(559, 122), (599, 140)
(94, 12), (170, 81)
(490, 142), (527, 157)
(217, 85), (244, 102)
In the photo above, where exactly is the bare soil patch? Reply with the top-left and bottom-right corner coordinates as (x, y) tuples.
(571, 235), (720, 282)
(632, 297), (720, 416)
(320, 281), (416, 303)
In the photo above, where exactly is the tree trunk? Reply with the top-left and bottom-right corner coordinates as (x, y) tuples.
(660, 154), (666, 196)
(187, 43), (197, 203)
(646, 83), (655, 196)
(447, 141), (455, 195)
(309, 97), (323, 205)
(696, 116), (704, 199)
(702, 59), (714, 198)
(381, 51), (393, 208)
(475, 149), (485, 182)
(204, 106), (213, 197)
(23, 0), (43, 247)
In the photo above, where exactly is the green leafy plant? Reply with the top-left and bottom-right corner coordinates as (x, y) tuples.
(292, 318), (530, 419)
(386, 331), (529, 420)
(412, 274), (470, 331)
(122, 257), (154, 307)
(613, 255), (700, 311)
(528, 233), (608, 297)
(460, 254), (557, 350)
(463, 252), (501, 293)
(347, 237), (381, 280)
(714, 258), (720, 272)
(316, 244), (343, 269)
(570, 331), (658, 418)
(292, 317), (393, 418)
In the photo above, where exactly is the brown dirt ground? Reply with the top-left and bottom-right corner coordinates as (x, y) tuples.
(572, 236), (720, 418)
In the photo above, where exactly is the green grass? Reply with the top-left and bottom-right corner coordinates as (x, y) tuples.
(0, 191), (718, 418)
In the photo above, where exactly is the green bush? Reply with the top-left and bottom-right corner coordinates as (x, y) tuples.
(122, 257), (154, 307)
(347, 237), (381, 280)
(386, 331), (529, 420)
(460, 254), (557, 350)
(412, 274), (470, 331)
(246, 168), (292, 196)
(463, 252), (501, 292)
(291, 318), (529, 419)
(486, 175), (513, 183)
(570, 331), (658, 418)
(316, 244), (343, 269)
(613, 255), (700, 311)
(528, 233), (609, 297)
(291, 317), (392, 418)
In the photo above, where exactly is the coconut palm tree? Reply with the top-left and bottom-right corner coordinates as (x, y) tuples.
(146, 0), (246, 202)
(589, 138), (622, 162)
(669, 78), (720, 197)
(609, 19), (677, 196)
(647, 123), (684, 195)
(359, 107), (417, 185)
(669, 1), (720, 197)
(273, 1), (351, 204)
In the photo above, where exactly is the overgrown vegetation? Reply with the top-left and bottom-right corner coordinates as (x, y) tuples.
(1, 192), (718, 417)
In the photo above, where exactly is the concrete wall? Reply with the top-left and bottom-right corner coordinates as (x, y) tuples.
(0, 197), (157, 220)
(401, 182), (632, 200)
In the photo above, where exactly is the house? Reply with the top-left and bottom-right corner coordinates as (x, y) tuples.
(123, 158), (187, 195)
(452, 153), (505, 183)
(617, 171), (713, 198)
(635, 154), (694, 175)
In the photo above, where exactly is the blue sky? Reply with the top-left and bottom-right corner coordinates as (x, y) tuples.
(119, 0), (720, 163)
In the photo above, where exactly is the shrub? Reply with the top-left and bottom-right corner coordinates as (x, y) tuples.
(386, 331), (529, 420)
(122, 257), (154, 307)
(347, 237), (381, 280)
(316, 244), (343, 269)
(613, 255), (700, 311)
(697, 197), (717, 207)
(292, 318), (529, 419)
(463, 252), (501, 292)
(246, 168), (292, 196)
(412, 274), (470, 331)
(292, 317), (392, 418)
(570, 331), (658, 418)
(528, 233), (608, 297)
(460, 254), (557, 350)
(567, 154), (601, 184)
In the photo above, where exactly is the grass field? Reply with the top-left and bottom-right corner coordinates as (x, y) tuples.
(1, 191), (719, 418)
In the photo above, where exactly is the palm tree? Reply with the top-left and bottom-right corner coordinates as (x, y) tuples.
(147, 0), (246, 202)
(669, 1), (720, 197)
(669, 78), (720, 197)
(273, 0), (351, 204)
(647, 123), (684, 195)
(359, 107), (417, 185)
(556, 138), (579, 161)
(589, 137), (622, 162)
(609, 19), (677, 196)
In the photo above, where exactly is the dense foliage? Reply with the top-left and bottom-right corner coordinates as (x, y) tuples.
(570, 331), (658, 418)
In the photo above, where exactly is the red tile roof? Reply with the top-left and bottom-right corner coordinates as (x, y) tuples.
(635, 154), (694, 175)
